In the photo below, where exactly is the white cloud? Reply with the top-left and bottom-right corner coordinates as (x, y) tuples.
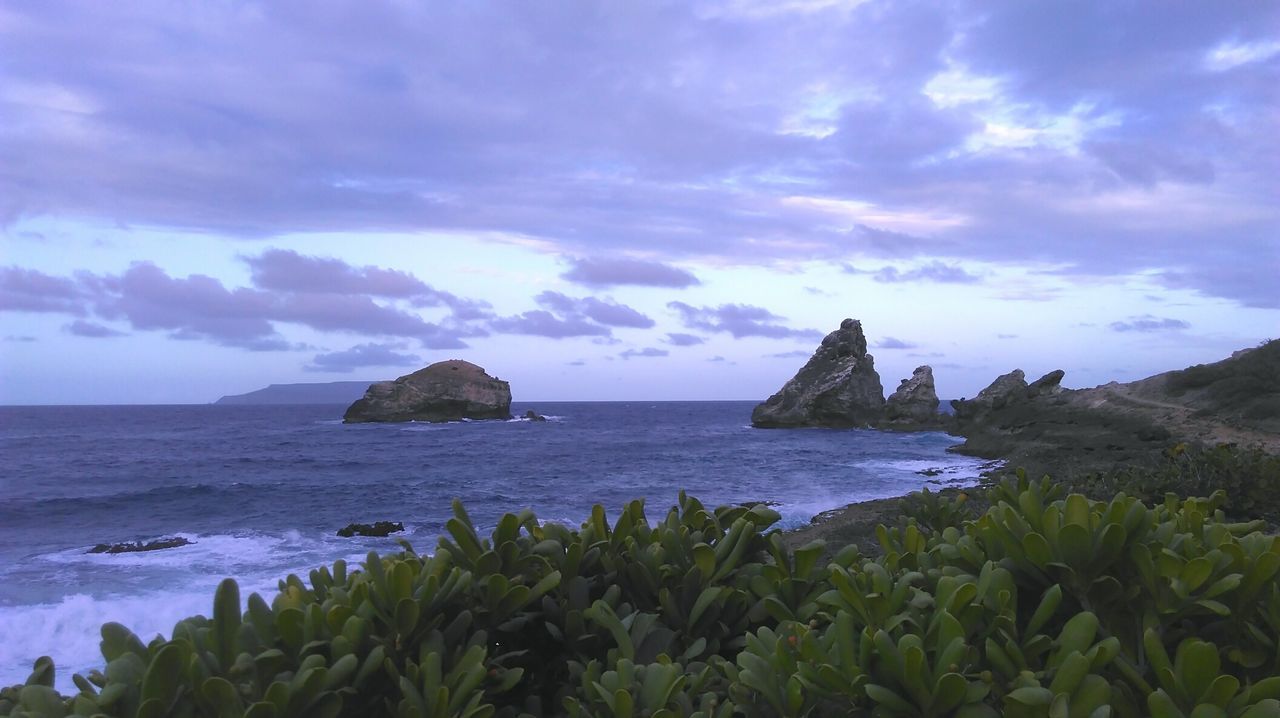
(1204, 39), (1280, 72)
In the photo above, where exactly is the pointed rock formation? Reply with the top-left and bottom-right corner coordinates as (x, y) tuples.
(883, 365), (941, 426)
(343, 360), (512, 423)
(751, 318), (885, 428)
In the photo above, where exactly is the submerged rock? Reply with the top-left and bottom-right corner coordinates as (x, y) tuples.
(344, 360), (512, 423)
(337, 521), (404, 538)
(884, 365), (941, 426)
(751, 318), (885, 428)
(523, 409), (547, 422)
(89, 537), (192, 554)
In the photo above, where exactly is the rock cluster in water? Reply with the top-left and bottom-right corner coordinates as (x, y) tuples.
(751, 318), (887, 428)
(343, 360), (512, 423)
(336, 521), (404, 538)
(88, 537), (192, 554)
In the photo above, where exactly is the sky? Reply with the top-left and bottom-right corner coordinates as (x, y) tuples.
(1, 1), (1278, 405)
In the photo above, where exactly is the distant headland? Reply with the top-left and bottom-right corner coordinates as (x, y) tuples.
(214, 381), (372, 405)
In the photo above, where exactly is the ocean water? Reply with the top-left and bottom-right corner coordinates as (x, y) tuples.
(0, 401), (988, 690)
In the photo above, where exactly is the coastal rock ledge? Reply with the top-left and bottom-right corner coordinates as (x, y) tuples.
(751, 318), (885, 428)
(343, 360), (512, 423)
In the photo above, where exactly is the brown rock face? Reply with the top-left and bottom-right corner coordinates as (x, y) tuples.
(751, 318), (885, 428)
(343, 360), (512, 423)
(884, 365), (941, 425)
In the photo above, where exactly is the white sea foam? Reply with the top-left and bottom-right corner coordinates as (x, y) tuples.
(856, 457), (992, 481)
(0, 582), (277, 693)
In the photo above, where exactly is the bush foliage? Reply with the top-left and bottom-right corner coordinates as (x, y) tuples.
(1078, 444), (1280, 523)
(5, 477), (1280, 717)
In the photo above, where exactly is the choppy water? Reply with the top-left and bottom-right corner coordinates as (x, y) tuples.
(0, 401), (985, 689)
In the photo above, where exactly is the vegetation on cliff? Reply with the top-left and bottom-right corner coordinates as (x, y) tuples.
(6, 475), (1280, 717)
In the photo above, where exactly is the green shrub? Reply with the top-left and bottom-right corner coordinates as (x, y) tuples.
(4, 481), (1280, 717)
(1077, 443), (1280, 523)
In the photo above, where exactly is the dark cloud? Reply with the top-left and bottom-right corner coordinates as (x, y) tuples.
(246, 249), (492, 319)
(247, 249), (430, 297)
(0, 267), (88, 315)
(664, 332), (705, 346)
(2, 261), (478, 350)
(64, 320), (125, 338)
(1110, 316), (1191, 333)
(0, 2), (1276, 307)
(620, 347), (668, 360)
(490, 291), (652, 339)
(667, 302), (821, 340)
(535, 291), (653, 327)
(489, 310), (610, 339)
(562, 258), (700, 288)
(875, 337), (918, 349)
(845, 261), (981, 284)
(305, 343), (420, 373)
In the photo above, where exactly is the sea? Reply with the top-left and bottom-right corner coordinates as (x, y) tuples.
(0, 401), (989, 691)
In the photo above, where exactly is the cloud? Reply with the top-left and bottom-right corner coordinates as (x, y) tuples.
(707, 355), (727, 363)
(619, 347), (668, 360)
(533, 292), (653, 328)
(567, 359), (586, 366)
(875, 336), (918, 349)
(845, 261), (981, 284)
(489, 291), (653, 339)
(64, 320), (125, 338)
(247, 249), (431, 297)
(3, 335), (37, 342)
(1109, 316), (1191, 333)
(664, 332), (705, 346)
(562, 257), (700, 288)
(2, 261), (479, 351)
(489, 310), (611, 339)
(668, 302), (821, 340)
(246, 249), (492, 319)
(767, 350), (811, 359)
(0, 2), (1277, 308)
(305, 342), (421, 373)
(0, 267), (88, 314)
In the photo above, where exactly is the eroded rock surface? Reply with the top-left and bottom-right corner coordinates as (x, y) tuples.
(884, 365), (941, 426)
(344, 360), (512, 423)
(751, 318), (885, 428)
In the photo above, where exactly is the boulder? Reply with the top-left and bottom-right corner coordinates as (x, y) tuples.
(523, 409), (547, 422)
(344, 360), (512, 423)
(884, 365), (941, 425)
(337, 521), (404, 538)
(952, 369), (1027, 421)
(751, 318), (885, 428)
(1028, 369), (1066, 397)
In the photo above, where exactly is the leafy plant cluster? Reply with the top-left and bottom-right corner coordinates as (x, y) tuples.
(1078, 443), (1280, 524)
(5, 477), (1280, 718)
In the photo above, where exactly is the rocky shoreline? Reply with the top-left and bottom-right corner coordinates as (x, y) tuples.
(768, 321), (1280, 553)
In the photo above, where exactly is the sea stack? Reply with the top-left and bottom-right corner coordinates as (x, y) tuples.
(883, 365), (941, 426)
(751, 318), (885, 428)
(343, 360), (512, 423)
